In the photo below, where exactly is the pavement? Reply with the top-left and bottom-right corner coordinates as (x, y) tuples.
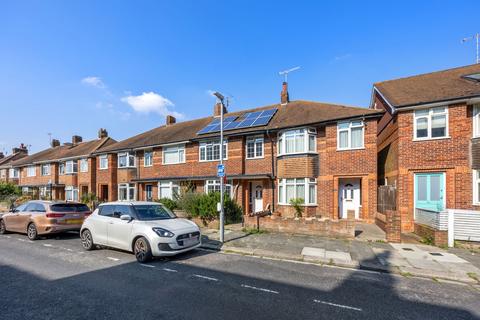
(200, 226), (480, 285)
(1, 231), (480, 319)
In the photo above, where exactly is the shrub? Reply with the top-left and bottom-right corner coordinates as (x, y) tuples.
(81, 192), (99, 210)
(289, 198), (304, 218)
(0, 182), (21, 201)
(156, 198), (177, 211)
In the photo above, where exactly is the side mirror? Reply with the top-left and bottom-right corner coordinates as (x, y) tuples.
(120, 214), (132, 221)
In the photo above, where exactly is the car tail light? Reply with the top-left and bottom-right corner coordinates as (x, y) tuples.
(46, 213), (65, 218)
(85, 211), (92, 216)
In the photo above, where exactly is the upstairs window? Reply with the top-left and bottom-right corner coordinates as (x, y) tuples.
(99, 155), (108, 170)
(278, 128), (316, 156)
(27, 166), (36, 177)
(80, 159), (88, 172)
(41, 164), (51, 176)
(118, 152), (135, 168)
(59, 162), (65, 175)
(0, 170), (5, 178)
(199, 140), (227, 162)
(163, 145), (185, 164)
(337, 120), (364, 150)
(246, 136), (264, 159)
(414, 107), (448, 140)
(144, 151), (153, 167)
(65, 160), (78, 174)
(9, 168), (19, 178)
(473, 104), (480, 138)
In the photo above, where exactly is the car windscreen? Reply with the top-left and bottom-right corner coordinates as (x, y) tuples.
(133, 205), (176, 221)
(50, 204), (90, 213)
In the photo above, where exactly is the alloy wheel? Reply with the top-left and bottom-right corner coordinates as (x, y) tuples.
(27, 224), (37, 240)
(135, 238), (147, 261)
(0, 220), (5, 234)
(81, 230), (93, 250)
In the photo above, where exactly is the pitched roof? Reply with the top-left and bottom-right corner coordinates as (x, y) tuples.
(374, 64), (480, 108)
(11, 137), (115, 167)
(0, 152), (27, 169)
(97, 100), (382, 153)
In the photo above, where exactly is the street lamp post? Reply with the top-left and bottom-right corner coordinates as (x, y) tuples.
(213, 92), (225, 243)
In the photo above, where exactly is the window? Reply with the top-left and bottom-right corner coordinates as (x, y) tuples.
(99, 205), (115, 217)
(199, 140), (227, 161)
(145, 184), (153, 201)
(27, 166), (36, 177)
(163, 145), (185, 164)
(80, 159), (88, 172)
(205, 179), (232, 198)
(65, 186), (79, 201)
(278, 128), (316, 155)
(474, 170), (480, 205)
(9, 168), (19, 178)
(144, 151), (153, 167)
(99, 155), (108, 169)
(337, 121), (364, 150)
(158, 181), (180, 199)
(65, 160), (78, 174)
(0, 170), (5, 178)
(26, 202), (46, 212)
(473, 104), (480, 138)
(41, 164), (51, 176)
(118, 183), (136, 201)
(39, 186), (51, 199)
(118, 152), (136, 168)
(414, 107), (448, 140)
(278, 178), (317, 205)
(246, 136), (264, 159)
(59, 162), (65, 175)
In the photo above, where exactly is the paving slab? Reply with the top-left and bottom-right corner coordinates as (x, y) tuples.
(301, 247), (325, 258)
(325, 250), (352, 263)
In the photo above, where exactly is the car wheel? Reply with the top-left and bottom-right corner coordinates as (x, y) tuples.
(134, 237), (153, 263)
(27, 223), (38, 241)
(81, 229), (95, 251)
(0, 220), (7, 234)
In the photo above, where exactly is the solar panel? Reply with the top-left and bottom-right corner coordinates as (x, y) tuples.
(197, 108), (277, 134)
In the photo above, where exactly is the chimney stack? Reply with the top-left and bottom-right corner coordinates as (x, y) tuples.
(98, 128), (108, 139)
(166, 115), (176, 125)
(281, 81), (289, 105)
(72, 135), (83, 145)
(12, 144), (28, 155)
(51, 139), (60, 148)
(0, 152), (4, 159)
(214, 102), (228, 117)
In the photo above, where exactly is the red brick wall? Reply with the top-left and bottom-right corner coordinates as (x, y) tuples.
(96, 154), (118, 201)
(19, 163), (58, 186)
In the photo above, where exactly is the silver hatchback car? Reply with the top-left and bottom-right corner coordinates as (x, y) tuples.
(80, 201), (201, 262)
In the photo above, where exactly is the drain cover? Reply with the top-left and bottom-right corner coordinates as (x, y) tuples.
(429, 252), (443, 256)
(402, 248), (414, 251)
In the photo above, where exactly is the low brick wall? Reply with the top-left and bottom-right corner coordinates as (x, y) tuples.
(189, 217), (219, 229)
(414, 223), (448, 247)
(244, 216), (355, 238)
(375, 212), (387, 232)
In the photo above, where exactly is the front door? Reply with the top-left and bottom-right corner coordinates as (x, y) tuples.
(252, 182), (263, 213)
(339, 179), (361, 219)
(415, 173), (445, 211)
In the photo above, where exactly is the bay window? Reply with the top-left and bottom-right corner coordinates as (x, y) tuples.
(278, 178), (317, 205)
(205, 179), (232, 198)
(199, 140), (227, 161)
(163, 145), (185, 164)
(99, 155), (108, 169)
(337, 120), (364, 150)
(118, 183), (136, 201)
(41, 164), (50, 176)
(414, 107), (448, 140)
(65, 186), (79, 201)
(278, 128), (316, 155)
(27, 166), (36, 177)
(144, 151), (153, 167)
(118, 152), (136, 168)
(80, 159), (88, 172)
(65, 160), (78, 174)
(246, 136), (264, 159)
(158, 181), (180, 199)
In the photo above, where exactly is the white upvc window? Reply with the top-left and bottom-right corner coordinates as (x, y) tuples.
(163, 144), (185, 164)
(278, 178), (317, 205)
(65, 160), (78, 174)
(118, 152), (136, 168)
(337, 120), (364, 150)
(144, 151), (153, 167)
(474, 170), (480, 205)
(65, 186), (79, 201)
(27, 166), (36, 177)
(59, 162), (65, 175)
(99, 155), (108, 170)
(118, 183), (136, 201)
(0, 169), (5, 178)
(158, 181), (180, 200)
(246, 136), (264, 159)
(205, 179), (233, 198)
(80, 158), (88, 172)
(278, 128), (316, 156)
(9, 168), (19, 178)
(199, 140), (227, 162)
(414, 107), (448, 140)
(41, 164), (51, 176)
(473, 104), (480, 138)
(40, 186), (51, 199)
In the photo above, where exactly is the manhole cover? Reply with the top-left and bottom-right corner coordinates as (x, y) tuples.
(402, 248), (414, 251)
(429, 252), (443, 256)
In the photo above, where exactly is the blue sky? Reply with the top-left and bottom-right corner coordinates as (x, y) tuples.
(1, 1), (479, 153)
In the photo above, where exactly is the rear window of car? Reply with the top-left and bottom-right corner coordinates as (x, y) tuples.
(50, 204), (90, 212)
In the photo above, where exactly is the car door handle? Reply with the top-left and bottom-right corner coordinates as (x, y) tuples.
(108, 221), (114, 224)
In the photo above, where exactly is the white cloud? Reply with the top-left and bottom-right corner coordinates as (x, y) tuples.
(121, 92), (184, 119)
(81, 76), (106, 89)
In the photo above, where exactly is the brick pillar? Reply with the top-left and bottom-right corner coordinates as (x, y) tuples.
(386, 209), (401, 243)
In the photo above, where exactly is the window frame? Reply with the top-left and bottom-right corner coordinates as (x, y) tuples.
(277, 178), (317, 206)
(99, 155), (108, 170)
(118, 183), (136, 201)
(162, 144), (186, 165)
(205, 179), (233, 198)
(27, 166), (36, 177)
(118, 152), (136, 168)
(41, 164), (51, 176)
(79, 158), (88, 173)
(65, 160), (78, 174)
(199, 140), (228, 162)
(474, 170), (480, 205)
(413, 107), (449, 141)
(65, 186), (79, 201)
(473, 104), (480, 138)
(337, 120), (365, 150)
(277, 127), (317, 156)
(9, 168), (19, 178)
(158, 181), (180, 200)
(246, 136), (264, 159)
(144, 151), (153, 167)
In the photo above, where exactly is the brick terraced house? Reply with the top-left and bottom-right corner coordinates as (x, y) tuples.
(0, 144), (28, 184)
(11, 129), (116, 201)
(94, 84), (382, 223)
(373, 64), (480, 235)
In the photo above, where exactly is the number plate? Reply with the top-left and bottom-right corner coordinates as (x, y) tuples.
(66, 219), (83, 225)
(183, 236), (199, 247)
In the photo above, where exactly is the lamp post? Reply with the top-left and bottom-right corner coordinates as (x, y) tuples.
(213, 91), (225, 243)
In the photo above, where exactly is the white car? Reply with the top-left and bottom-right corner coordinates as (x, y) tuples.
(80, 201), (201, 262)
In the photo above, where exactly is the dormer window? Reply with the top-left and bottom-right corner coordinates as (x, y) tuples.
(462, 73), (480, 82)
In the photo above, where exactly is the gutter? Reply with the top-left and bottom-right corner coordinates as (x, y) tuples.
(394, 95), (480, 111)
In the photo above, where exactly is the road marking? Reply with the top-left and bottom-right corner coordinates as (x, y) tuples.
(43, 244), (53, 247)
(107, 257), (120, 261)
(17, 238), (26, 242)
(66, 248), (73, 252)
(193, 274), (218, 281)
(313, 299), (362, 312)
(140, 264), (155, 268)
(162, 268), (178, 273)
(241, 284), (279, 294)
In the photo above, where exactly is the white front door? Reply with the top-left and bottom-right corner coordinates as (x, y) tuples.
(339, 179), (361, 219)
(252, 182), (263, 213)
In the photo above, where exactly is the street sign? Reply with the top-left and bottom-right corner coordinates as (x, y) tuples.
(217, 164), (225, 177)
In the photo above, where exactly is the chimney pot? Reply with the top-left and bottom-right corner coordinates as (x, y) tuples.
(12, 144), (28, 155)
(281, 81), (289, 105)
(0, 152), (4, 159)
(72, 135), (83, 145)
(166, 115), (176, 125)
(214, 102), (228, 117)
(98, 128), (108, 139)
(51, 139), (60, 148)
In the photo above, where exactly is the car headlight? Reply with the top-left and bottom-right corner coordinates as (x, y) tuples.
(152, 227), (174, 238)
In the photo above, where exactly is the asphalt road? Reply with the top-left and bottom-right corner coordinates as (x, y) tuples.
(0, 232), (479, 320)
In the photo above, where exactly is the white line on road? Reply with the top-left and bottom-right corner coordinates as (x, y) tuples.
(43, 244), (53, 247)
(193, 274), (219, 281)
(241, 284), (279, 294)
(17, 238), (26, 242)
(162, 268), (178, 273)
(107, 257), (120, 261)
(140, 264), (155, 268)
(313, 299), (362, 312)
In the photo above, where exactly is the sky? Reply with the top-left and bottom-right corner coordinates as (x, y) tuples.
(1, 0), (479, 153)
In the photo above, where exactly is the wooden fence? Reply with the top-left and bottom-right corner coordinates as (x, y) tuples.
(377, 185), (396, 213)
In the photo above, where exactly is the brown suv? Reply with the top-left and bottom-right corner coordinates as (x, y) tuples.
(0, 201), (91, 240)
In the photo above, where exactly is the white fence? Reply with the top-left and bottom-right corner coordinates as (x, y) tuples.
(415, 208), (480, 247)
